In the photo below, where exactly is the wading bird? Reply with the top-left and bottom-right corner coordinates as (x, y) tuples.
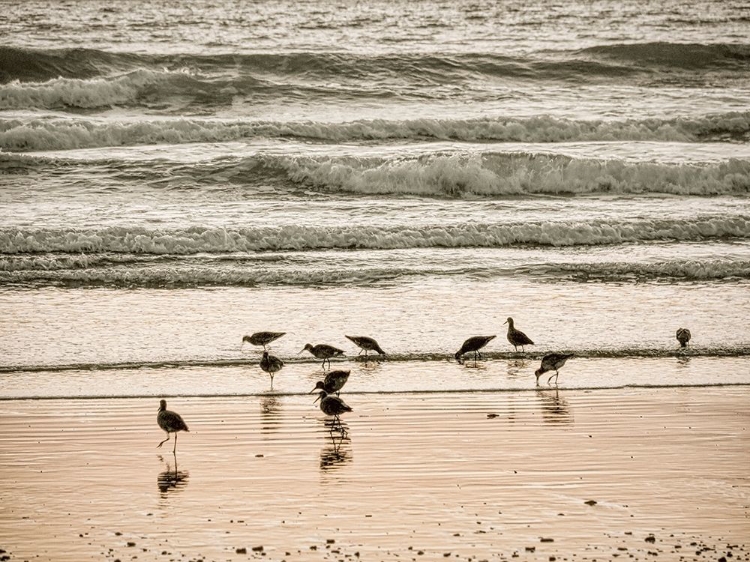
(157, 399), (189, 454)
(345, 335), (386, 361)
(676, 328), (691, 348)
(301, 343), (345, 369)
(535, 353), (574, 385)
(314, 389), (353, 423)
(260, 351), (284, 388)
(455, 335), (496, 364)
(242, 331), (285, 350)
(504, 317), (534, 352)
(311, 370), (350, 395)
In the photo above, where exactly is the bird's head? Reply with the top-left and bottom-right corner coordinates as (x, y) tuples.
(534, 369), (543, 382)
(159, 399), (167, 411)
(310, 381), (326, 393)
(504, 317), (514, 327)
(300, 343), (313, 354)
(454, 351), (464, 364)
(313, 390), (328, 404)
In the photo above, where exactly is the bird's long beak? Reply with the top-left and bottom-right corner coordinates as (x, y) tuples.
(309, 387), (317, 394)
(503, 320), (508, 325)
(298, 348), (305, 354)
(313, 394), (321, 404)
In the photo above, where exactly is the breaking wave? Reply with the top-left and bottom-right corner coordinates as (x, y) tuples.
(4, 150), (748, 196)
(1, 216), (747, 256)
(2, 112), (749, 152)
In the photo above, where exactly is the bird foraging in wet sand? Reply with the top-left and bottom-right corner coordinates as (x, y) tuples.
(242, 331), (285, 350)
(314, 390), (353, 422)
(260, 351), (284, 388)
(345, 335), (386, 361)
(301, 343), (345, 369)
(455, 335), (496, 364)
(676, 328), (691, 348)
(504, 317), (534, 352)
(157, 399), (189, 454)
(311, 370), (350, 395)
(535, 353), (574, 385)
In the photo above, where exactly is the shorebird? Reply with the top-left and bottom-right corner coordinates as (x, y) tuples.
(676, 328), (691, 348)
(301, 343), (345, 369)
(260, 351), (284, 388)
(455, 335), (496, 364)
(535, 353), (574, 385)
(314, 390), (353, 423)
(504, 317), (534, 352)
(241, 331), (285, 350)
(311, 370), (350, 395)
(157, 399), (189, 454)
(345, 335), (386, 361)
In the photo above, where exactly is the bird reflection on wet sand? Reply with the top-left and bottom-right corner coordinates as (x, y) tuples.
(320, 420), (352, 472)
(536, 388), (573, 425)
(505, 358), (530, 378)
(157, 454), (189, 496)
(260, 394), (282, 436)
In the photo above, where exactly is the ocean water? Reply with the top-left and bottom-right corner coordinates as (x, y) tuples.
(1, 0), (749, 398)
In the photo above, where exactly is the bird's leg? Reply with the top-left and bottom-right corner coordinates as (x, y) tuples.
(157, 432), (170, 448)
(270, 374), (274, 390)
(173, 433), (178, 454)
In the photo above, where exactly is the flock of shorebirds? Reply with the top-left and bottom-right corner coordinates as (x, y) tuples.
(155, 320), (693, 453)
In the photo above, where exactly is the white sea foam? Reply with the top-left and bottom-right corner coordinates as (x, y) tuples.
(1, 112), (748, 152)
(1, 217), (747, 256)
(0, 70), (171, 110)
(282, 153), (750, 196)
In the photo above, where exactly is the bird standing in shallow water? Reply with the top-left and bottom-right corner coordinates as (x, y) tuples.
(301, 343), (345, 369)
(260, 351), (284, 388)
(311, 370), (350, 395)
(157, 399), (189, 454)
(242, 331), (285, 351)
(314, 390), (353, 422)
(676, 328), (691, 348)
(455, 335), (496, 364)
(345, 335), (386, 361)
(535, 353), (574, 385)
(504, 317), (534, 352)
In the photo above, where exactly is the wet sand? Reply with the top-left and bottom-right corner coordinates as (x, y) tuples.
(0, 387), (748, 561)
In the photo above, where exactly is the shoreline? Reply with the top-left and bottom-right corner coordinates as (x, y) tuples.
(1, 387), (748, 561)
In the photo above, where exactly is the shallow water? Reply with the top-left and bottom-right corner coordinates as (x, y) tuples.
(0, 390), (747, 561)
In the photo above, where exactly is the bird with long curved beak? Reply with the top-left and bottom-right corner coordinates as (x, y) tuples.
(314, 389), (353, 422)
(504, 317), (534, 352)
(310, 370), (350, 395)
(157, 399), (189, 454)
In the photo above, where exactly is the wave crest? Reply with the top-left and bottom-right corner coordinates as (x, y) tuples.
(1, 112), (749, 152)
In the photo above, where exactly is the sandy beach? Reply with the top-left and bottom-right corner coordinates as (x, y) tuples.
(0, 387), (747, 562)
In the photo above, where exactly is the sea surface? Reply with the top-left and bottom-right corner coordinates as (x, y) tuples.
(1, 0), (749, 399)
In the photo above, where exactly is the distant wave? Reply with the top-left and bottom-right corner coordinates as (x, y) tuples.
(1, 256), (748, 288)
(2, 112), (748, 152)
(2, 44), (747, 85)
(6, 149), (749, 197)
(278, 152), (750, 196)
(2, 219), (746, 254)
(2, 346), (749, 374)
(577, 42), (750, 70)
